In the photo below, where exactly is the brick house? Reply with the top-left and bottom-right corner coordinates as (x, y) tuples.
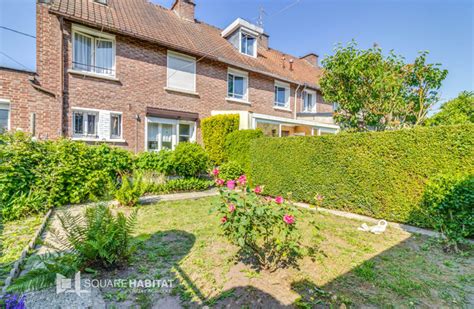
(0, 0), (338, 152)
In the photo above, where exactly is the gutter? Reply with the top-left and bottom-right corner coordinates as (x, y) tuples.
(48, 12), (322, 91)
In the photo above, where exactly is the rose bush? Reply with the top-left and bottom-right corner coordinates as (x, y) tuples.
(212, 171), (309, 271)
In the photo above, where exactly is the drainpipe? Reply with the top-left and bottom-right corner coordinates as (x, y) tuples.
(294, 83), (301, 120)
(59, 16), (64, 137)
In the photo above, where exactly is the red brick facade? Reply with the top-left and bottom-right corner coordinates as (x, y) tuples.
(0, 0), (336, 152)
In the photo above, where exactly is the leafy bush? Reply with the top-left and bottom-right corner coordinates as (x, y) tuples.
(134, 150), (173, 174)
(115, 175), (144, 207)
(201, 114), (239, 164)
(0, 133), (132, 220)
(425, 91), (474, 126)
(224, 129), (263, 174)
(171, 142), (209, 177)
(250, 125), (474, 227)
(218, 161), (244, 181)
(147, 177), (213, 194)
(213, 175), (308, 270)
(422, 173), (474, 250)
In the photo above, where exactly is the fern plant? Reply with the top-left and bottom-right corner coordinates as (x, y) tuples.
(115, 174), (144, 207)
(8, 204), (137, 292)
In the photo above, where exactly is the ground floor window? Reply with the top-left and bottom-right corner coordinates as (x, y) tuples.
(0, 101), (10, 132)
(73, 110), (99, 136)
(71, 108), (123, 140)
(147, 117), (195, 151)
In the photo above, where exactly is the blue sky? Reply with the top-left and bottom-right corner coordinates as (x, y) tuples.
(0, 0), (472, 109)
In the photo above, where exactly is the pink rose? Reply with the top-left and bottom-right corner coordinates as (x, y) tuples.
(221, 216), (228, 223)
(237, 175), (247, 185)
(216, 178), (225, 186)
(283, 214), (295, 225)
(227, 180), (236, 190)
(275, 196), (284, 204)
(254, 186), (262, 194)
(212, 168), (219, 176)
(228, 203), (236, 212)
(316, 194), (324, 202)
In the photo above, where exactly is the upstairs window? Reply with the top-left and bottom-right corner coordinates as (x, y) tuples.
(167, 51), (196, 92)
(274, 82), (290, 108)
(72, 25), (115, 76)
(303, 90), (316, 112)
(240, 32), (256, 57)
(227, 69), (248, 101)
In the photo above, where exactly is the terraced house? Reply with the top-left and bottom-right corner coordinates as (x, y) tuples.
(0, 0), (339, 152)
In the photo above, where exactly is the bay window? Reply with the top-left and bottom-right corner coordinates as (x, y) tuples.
(72, 25), (115, 76)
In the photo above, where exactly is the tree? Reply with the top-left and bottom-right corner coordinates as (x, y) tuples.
(320, 42), (448, 131)
(403, 51), (448, 125)
(424, 91), (474, 126)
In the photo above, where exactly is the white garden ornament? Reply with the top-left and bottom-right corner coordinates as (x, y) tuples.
(358, 220), (388, 234)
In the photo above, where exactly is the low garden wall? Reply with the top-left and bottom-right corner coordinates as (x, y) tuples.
(249, 124), (474, 228)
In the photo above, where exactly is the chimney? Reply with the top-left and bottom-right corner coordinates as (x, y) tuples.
(258, 33), (269, 50)
(289, 59), (294, 71)
(171, 0), (195, 22)
(300, 53), (319, 67)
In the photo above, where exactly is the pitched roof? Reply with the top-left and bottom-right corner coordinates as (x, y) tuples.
(49, 0), (324, 88)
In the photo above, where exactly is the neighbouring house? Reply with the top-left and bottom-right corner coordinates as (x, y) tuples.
(0, 0), (339, 152)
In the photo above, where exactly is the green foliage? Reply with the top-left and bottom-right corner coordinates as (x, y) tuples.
(249, 125), (474, 227)
(422, 173), (474, 249)
(320, 41), (447, 131)
(213, 179), (307, 270)
(425, 91), (474, 126)
(224, 129), (263, 174)
(171, 142), (209, 177)
(115, 175), (144, 207)
(134, 150), (173, 174)
(201, 114), (239, 164)
(146, 177), (213, 194)
(0, 133), (131, 221)
(218, 161), (244, 181)
(51, 204), (137, 269)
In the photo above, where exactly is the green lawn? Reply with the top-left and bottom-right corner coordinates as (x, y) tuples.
(0, 215), (43, 289)
(97, 196), (473, 308)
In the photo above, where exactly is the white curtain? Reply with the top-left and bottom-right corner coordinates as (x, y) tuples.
(73, 33), (92, 71)
(167, 54), (196, 91)
(96, 39), (113, 74)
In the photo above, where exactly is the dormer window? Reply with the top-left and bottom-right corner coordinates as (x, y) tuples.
(240, 32), (256, 57)
(222, 18), (264, 59)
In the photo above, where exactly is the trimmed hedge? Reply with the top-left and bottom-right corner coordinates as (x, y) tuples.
(201, 114), (239, 164)
(224, 129), (263, 174)
(250, 125), (474, 227)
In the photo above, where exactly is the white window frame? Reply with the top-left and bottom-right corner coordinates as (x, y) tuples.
(72, 109), (99, 137)
(227, 68), (249, 102)
(239, 30), (257, 57)
(145, 117), (197, 152)
(0, 99), (11, 132)
(302, 89), (317, 113)
(110, 113), (123, 139)
(166, 50), (197, 93)
(274, 81), (290, 109)
(71, 24), (116, 77)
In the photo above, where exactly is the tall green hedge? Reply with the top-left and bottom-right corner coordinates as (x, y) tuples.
(224, 129), (263, 174)
(249, 125), (474, 227)
(201, 114), (239, 165)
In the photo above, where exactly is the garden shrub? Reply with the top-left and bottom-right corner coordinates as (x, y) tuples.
(250, 125), (474, 227)
(224, 129), (263, 174)
(134, 150), (173, 174)
(171, 142), (209, 177)
(218, 161), (245, 181)
(422, 173), (474, 249)
(147, 177), (213, 194)
(201, 114), (239, 164)
(115, 175), (144, 207)
(212, 174), (312, 270)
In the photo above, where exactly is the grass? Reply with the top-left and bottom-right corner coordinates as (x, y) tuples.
(0, 215), (43, 288)
(96, 196), (473, 308)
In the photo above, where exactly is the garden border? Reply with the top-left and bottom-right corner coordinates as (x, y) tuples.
(1, 208), (53, 295)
